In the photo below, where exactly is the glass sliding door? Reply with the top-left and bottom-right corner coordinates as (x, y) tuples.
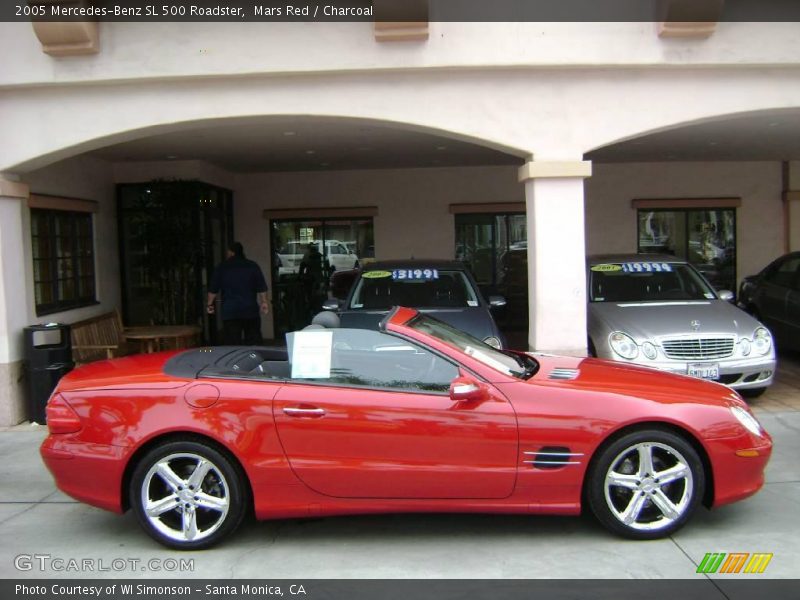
(455, 212), (528, 331)
(502, 214), (528, 327)
(271, 217), (374, 337)
(637, 208), (737, 294)
(455, 214), (497, 285)
(638, 211), (687, 257)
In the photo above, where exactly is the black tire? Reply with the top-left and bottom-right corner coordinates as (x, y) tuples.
(130, 440), (247, 550)
(740, 387), (767, 399)
(587, 429), (704, 540)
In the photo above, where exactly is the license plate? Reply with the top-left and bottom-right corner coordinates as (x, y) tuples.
(687, 363), (720, 380)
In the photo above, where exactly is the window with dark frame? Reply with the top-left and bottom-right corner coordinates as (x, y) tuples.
(636, 207), (737, 294)
(31, 208), (96, 315)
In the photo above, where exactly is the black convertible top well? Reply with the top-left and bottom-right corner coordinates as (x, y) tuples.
(163, 346), (288, 379)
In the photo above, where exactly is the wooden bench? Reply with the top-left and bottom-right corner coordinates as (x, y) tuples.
(70, 310), (130, 364)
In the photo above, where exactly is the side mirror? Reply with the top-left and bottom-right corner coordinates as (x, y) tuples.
(321, 298), (341, 311)
(718, 290), (735, 303)
(449, 377), (488, 403)
(488, 295), (507, 308)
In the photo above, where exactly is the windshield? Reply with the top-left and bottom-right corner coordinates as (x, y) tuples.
(406, 313), (535, 379)
(349, 269), (479, 310)
(589, 261), (717, 303)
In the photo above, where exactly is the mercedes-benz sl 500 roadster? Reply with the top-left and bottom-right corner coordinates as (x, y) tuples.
(41, 307), (771, 549)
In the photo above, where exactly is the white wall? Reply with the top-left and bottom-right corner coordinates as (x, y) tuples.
(233, 165), (522, 338)
(4, 67), (800, 178)
(3, 22), (800, 87)
(585, 161), (785, 285)
(0, 196), (28, 364)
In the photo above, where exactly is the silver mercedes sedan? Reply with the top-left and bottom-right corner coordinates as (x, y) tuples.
(587, 254), (776, 397)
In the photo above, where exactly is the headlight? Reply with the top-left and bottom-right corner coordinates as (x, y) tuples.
(730, 406), (763, 437)
(753, 327), (772, 356)
(641, 341), (657, 360)
(483, 336), (502, 349)
(609, 332), (638, 360)
(739, 338), (751, 356)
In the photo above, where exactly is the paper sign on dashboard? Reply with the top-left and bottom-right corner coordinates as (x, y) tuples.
(291, 330), (333, 378)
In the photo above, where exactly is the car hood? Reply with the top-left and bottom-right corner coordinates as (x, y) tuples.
(527, 354), (742, 408)
(589, 299), (762, 340)
(339, 307), (498, 341)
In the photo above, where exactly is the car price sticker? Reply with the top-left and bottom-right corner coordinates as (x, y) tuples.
(362, 270), (392, 279)
(590, 264), (623, 272)
(621, 262), (673, 273)
(392, 268), (439, 280)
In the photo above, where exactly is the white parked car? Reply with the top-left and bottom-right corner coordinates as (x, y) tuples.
(276, 240), (360, 275)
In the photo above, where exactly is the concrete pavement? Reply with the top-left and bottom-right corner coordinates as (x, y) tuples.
(1, 358), (799, 580)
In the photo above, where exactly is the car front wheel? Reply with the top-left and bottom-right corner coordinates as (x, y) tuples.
(587, 429), (704, 539)
(130, 440), (247, 549)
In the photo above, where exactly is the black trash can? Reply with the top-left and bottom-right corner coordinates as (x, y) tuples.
(23, 323), (74, 424)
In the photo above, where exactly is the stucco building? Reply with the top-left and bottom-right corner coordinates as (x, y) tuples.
(1, 6), (799, 425)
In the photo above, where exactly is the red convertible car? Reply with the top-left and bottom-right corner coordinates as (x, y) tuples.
(41, 307), (771, 549)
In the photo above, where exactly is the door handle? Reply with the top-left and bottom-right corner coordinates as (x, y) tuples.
(282, 407), (326, 417)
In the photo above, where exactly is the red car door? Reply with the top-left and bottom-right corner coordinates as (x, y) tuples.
(273, 380), (518, 499)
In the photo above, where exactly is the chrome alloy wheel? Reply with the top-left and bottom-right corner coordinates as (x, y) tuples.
(603, 442), (693, 532)
(141, 452), (230, 543)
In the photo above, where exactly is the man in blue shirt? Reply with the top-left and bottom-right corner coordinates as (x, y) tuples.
(207, 242), (269, 345)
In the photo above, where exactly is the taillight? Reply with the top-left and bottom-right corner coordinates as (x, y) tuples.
(46, 395), (82, 434)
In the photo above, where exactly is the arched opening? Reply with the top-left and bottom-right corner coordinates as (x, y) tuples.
(585, 108), (800, 163)
(583, 108), (800, 297)
(16, 115), (528, 343)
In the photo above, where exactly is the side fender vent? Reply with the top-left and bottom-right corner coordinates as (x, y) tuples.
(524, 446), (584, 469)
(549, 368), (579, 380)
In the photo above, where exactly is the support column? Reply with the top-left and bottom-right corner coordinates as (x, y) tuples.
(518, 161), (592, 356)
(0, 177), (30, 426)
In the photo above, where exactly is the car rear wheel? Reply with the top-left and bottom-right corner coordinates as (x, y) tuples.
(130, 440), (246, 550)
(587, 429), (704, 539)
